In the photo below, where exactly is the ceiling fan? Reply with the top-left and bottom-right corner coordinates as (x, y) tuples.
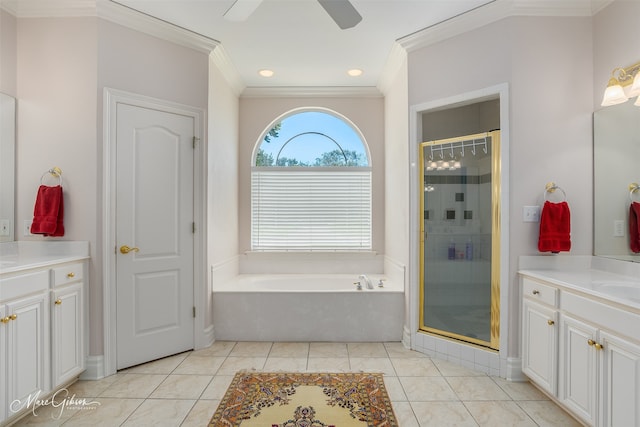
(224, 0), (362, 30)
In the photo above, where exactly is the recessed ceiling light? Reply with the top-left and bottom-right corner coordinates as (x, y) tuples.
(258, 69), (274, 77)
(347, 68), (363, 77)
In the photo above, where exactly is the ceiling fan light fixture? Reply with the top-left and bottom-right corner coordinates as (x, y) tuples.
(317, 0), (362, 29)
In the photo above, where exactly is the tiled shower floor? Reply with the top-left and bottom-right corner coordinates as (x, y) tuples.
(12, 341), (581, 426)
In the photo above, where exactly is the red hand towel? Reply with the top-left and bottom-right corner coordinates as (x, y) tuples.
(630, 202), (640, 253)
(31, 185), (64, 237)
(538, 201), (571, 253)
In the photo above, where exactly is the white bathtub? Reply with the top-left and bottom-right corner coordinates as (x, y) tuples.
(212, 274), (404, 342)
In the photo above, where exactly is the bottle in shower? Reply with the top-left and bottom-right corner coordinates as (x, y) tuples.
(465, 238), (473, 260)
(448, 239), (456, 260)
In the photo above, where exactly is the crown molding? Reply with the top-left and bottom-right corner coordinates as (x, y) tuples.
(1, 1), (221, 55)
(1, 0), (96, 17)
(240, 86), (382, 98)
(398, 0), (604, 53)
(98, 1), (219, 55)
(210, 45), (245, 97)
(377, 42), (407, 96)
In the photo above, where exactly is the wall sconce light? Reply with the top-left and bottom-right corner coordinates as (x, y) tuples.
(601, 61), (640, 107)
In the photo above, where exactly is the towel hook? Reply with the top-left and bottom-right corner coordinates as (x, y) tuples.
(543, 182), (566, 202)
(630, 182), (640, 202)
(40, 167), (63, 186)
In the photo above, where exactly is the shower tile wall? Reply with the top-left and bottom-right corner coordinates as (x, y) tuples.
(424, 176), (492, 306)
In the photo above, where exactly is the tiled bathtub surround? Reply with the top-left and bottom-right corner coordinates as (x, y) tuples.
(12, 341), (580, 426)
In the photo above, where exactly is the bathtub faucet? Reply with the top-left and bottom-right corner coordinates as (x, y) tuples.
(358, 274), (374, 289)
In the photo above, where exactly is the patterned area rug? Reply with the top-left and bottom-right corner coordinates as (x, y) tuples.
(208, 372), (398, 427)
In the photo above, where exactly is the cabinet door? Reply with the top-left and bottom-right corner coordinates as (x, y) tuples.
(5, 293), (49, 412)
(51, 283), (84, 387)
(522, 299), (558, 395)
(559, 314), (598, 425)
(599, 331), (640, 427)
(0, 304), (7, 421)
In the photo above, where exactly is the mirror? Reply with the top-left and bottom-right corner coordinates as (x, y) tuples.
(593, 100), (640, 262)
(0, 92), (15, 242)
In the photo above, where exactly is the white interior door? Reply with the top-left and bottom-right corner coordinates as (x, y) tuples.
(115, 103), (194, 370)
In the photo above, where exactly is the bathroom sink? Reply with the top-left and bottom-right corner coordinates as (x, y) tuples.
(595, 283), (640, 302)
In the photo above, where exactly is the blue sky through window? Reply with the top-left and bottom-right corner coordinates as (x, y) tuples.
(257, 111), (367, 166)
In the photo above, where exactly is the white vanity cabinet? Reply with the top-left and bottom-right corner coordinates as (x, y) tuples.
(50, 262), (85, 388)
(558, 293), (640, 427)
(520, 272), (640, 427)
(0, 258), (87, 426)
(521, 277), (559, 395)
(0, 270), (50, 421)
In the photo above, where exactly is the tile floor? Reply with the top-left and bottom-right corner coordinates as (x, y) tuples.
(13, 341), (582, 426)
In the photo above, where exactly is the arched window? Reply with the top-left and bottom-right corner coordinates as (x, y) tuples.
(251, 110), (371, 251)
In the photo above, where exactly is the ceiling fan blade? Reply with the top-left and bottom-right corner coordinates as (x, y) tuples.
(224, 0), (263, 22)
(317, 0), (362, 29)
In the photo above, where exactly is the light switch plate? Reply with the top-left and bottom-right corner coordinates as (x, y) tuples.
(23, 219), (33, 236)
(613, 220), (625, 237)
(523, 206), (540, 222)
(0, 219), (9, 236)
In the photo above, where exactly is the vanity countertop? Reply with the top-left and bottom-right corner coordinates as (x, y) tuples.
(0, 241), (89, 275)
(519, 255), (640, 311)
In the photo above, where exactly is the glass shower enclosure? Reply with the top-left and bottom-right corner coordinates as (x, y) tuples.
(419, 131), (500, 350)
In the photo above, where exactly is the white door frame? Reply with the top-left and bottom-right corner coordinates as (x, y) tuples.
(408, 83), (512, 372)
(102, 88), (208, 377)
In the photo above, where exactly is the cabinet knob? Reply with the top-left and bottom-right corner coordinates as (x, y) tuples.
(547, 319), (555, 326)
(588, 339), (596, 346)
(532, 290), (540, 295)
(0, 317), (9, 324)
(55, 299), (62, 305)
(9, 314), (17, 320)
(67, 272), (75, 278)
(595, 343), (604, 350)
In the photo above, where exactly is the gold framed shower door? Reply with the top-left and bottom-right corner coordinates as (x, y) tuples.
(418, 130), (501, 350)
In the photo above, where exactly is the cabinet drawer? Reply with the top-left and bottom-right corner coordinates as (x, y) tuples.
(523, 277), (558, 307)
(52, 263), (84, 287)
(0, 270), (49, 301)
(563, 291), (640, 343)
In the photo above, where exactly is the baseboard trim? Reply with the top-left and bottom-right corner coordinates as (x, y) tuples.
(80, 355), (106, 380)
(506, 357), (526, 381)
(402, 325), (412, 349)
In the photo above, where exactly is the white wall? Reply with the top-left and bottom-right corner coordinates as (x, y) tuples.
(14, 16), (211, 357)
(408, 15), (593, 358)
(0, 9), (17, 96)
(237, 95), (385, 273)
(207, 55), (240, 329)
(382, 50), (410, 332)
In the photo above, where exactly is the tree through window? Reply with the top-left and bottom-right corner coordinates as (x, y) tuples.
(251, 110), (371, 251)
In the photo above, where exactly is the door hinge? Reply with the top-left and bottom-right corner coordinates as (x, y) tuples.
(192, 136), (200, 148)
(193, 306), (196, 318)
(192, 222), (196, 233)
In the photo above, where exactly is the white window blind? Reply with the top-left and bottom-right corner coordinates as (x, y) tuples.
(251, 168), (372, 251)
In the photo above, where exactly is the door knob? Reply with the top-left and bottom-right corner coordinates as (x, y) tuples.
(120, 245), (140, 254)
